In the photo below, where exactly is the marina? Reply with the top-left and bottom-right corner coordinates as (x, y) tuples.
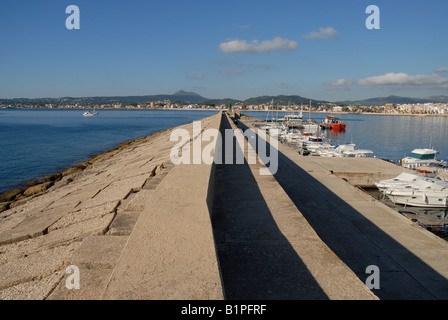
(245, 111), (448, 240)
(245, 110), (448, 163)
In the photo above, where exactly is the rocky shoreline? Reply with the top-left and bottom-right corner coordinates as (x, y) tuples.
(0, 133), (165, 214)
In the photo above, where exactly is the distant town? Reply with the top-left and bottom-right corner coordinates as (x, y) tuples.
(1, 99), (448, 116)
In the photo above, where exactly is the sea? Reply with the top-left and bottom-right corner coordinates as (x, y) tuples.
(0, 109), (218, 193)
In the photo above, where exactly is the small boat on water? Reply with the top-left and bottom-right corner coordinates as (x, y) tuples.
(315, 143), (374, 158)
(83, 110), (99, 117)
(400, 148), (445, 169)
(375, 172), (437, 192)
(415, 162), (448, 182)
(320, 115), (346, 131)
(283, 112), (304, 128)
(375, 172), (448, 208)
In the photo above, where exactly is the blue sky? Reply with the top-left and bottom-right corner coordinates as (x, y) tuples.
(0, 0), (447, 101)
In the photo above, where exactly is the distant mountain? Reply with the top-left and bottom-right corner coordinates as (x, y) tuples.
(337, 95), (448, 107)
(241, 95), (329, 106)
(202, 94), (330, 106)
(171, 90), (209, 103)
(1, 92), (447, 107)
(426, 96), (448, 103)
(202, 98), (241, 106)
(0, 91), (209, 106)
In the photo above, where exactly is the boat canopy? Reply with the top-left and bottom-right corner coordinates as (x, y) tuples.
(408, 152), (437, 160)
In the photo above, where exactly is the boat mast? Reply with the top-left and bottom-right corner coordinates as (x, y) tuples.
(313, 100), (320, 139)
(272, 99), (278, 123)
(265, 100), (271, 122)
(308, 100), (311, 121)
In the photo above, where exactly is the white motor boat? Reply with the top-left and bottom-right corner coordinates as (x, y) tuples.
(302, 120), (319, 132)
(401, 148), (444, 169)
(376, 172), (448, 207)
(318, 143), (374, 158)
(383, 184), (448, 208)
(341, 149), (374, 158)
(83, 110), (99, 117)
(375, 172), (421, 192)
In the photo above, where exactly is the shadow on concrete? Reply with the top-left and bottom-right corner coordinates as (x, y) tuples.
(237, 120), (448, 300)
(211, 114), (329, 300)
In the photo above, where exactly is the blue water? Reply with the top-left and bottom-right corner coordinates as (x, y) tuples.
(0, 109), (218, 193)
(245, 111), (448, 163)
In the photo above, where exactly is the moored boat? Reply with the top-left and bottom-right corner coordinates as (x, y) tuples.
(400, 148), (446, 169)
(375, 172), (448, 208)
(316, 143), (374, 158)
(320, 115), (346, 131)
(383, 186), (448, 208)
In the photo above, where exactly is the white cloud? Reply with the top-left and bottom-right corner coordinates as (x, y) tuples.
(357, 72), (448, 88)
(303, 27), (339, 39)
(435, 67), (448, 73)
(219, 37), (299, 53)
(327, 78), (354, 89)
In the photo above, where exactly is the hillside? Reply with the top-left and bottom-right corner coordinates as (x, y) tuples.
(1, 92), (447, 107)
(337, 95), (448, 107)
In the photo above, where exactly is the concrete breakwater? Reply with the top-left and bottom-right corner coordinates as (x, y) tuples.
(0, 111), (447, 300)
(0, 136), (152, 213)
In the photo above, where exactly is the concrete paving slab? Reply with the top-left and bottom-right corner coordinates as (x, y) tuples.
(68, 235), (128, 269)
(48, 267), (114, 300)
(108, 211), (140, 236)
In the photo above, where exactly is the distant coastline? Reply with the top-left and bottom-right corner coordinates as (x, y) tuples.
(1, 106), (447, 117)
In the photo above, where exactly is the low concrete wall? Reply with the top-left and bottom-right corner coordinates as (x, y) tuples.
(306, 157), (413, 188)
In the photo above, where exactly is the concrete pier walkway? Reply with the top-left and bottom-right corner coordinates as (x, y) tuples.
(0, 111), (447, 300)
(212, 114), (376, 299)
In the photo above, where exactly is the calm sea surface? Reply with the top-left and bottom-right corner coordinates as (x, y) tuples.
(0, 109), (218, 193)
(0, 109), (447, 194)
